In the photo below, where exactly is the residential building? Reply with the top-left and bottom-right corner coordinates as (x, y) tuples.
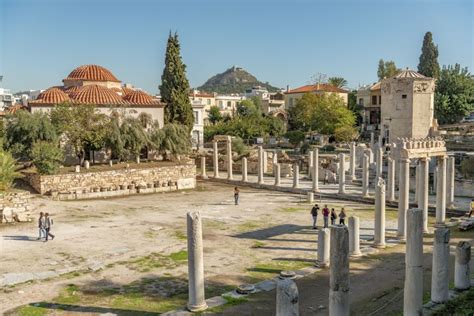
(215, 94), (242, 117)
(191, 100), (205, 150)
(357, 82), (382, 136)
(380, 69), (437, 142)
(263, 92), (286, 120)
(244, 85), (269, 99)
(0, 88), (14, 110)
(189, 90), (216, 124)
(284, 83), (349, 109)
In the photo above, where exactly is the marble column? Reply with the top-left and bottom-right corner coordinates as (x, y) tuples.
(350, 142), (356, 181)
(312, 148), (319, 192)
(307, 192), (314, 203)
(397, 158), (410, 241)
(447, 156), (455, 208)
(420, 158), (430, 233)
(329, 225), (350, 316)
(226, 139), (233, 180)
(374, 178), (386, 248)
(276, 279), (299, 316)
(201, 156), (208, 179)
(213, 140), (219, 178)
(338, 153), (346, 194)
(433, 166), (438, 194)
(349, 216), (362, 257)
(274, 163), (281, 186)
(272, 152), (278, 176)
(431, 227), (450, 303)
(387, 157), (395, 202)
(362, 154), (369, 198)
(404, 208), (423, 316)
(415, 163), (420, 204)
(263, 151), (268, 173)
(186, 211), (207, 312)
(317, 228), (330, 267)
(455, 241), (471, 291)
(370, 132), (374, 149)
(292, 163), (299, 189)
(241, 157), (247, 182)
(257, 146), (264, 184)
(375, 145), (383, 180)
(436, 156), (447, 225)
(308, 150), (313, 178)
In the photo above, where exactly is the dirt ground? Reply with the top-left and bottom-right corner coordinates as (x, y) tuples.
(0, 181), (472, 315)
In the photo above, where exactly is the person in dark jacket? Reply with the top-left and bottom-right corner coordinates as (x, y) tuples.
(330, 208), (337, 226)
(310, 204), (320, 229)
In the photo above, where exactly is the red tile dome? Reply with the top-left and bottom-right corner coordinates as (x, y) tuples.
(32, 87), (70, 104)
(123, 90), (159, 105)
(69, 85), (125, 105)
(65, 64), (120, 82)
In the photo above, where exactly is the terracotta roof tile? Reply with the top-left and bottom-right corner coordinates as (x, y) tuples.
(286, 83), (348, 94)
(69, 85), (125, 105)
(123, 90), (162, 106)
(29, 87), (70, 104)
(64, 64), (120, 82)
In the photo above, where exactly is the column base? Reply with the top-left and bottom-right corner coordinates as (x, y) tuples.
(202, 175), (209, 180)
(397, 235), (406, 243)
(434, 223), (447, 228)
(315, 260), (329, 268)
(187, 302), (208, 312)
(373, 243), (386, 249)
(350, 251), (362, 258)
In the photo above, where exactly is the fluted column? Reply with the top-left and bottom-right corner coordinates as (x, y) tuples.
(312, 148), (319, 192)
(447, 156), (455, 208)
(374, 177), (386, 248)
(387, 156), (395, 201)
(404, 208), (423, 316)
(187, 211), (207, 312)
(201, 156), (208, 179)
(397, 158), (410, 241)
(226, 138), (233, 180)
(436, 156), (447, 225)
(213, 140), (219, 178)
(338, 153), (346, 194)
(420, 158), (430, 233)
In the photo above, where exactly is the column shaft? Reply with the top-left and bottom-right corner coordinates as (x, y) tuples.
(387, 157), (395, 201)
(362, 154), (369, 197)
(455, 241), (471, 290)
(349, 216), (361, 257)
(257, 146), (264, 184)
(447, 156), (455, 208)
(312, 149), (319, 192)
(201, 156), (208, 179)
(187, 212), (207, 312)
(374, 178), (386, 248)
(397, 158), (410, 240)
(436, 156), (447, 225)
(317, 228), (330, 267)
(329, 225), (350, 316)
(226, 139), (233, 180)
(292, 163), (299, 189)
(420, 158), (430, 232)
(242, 157), (247, 182)
(350, 142), (356, 181)
(213, 141), (219, 178)
(276, 279), (299, 316)
(431, 227), (450, 303)
(338, 153), (346, 194)
(274, 163), (281, 186)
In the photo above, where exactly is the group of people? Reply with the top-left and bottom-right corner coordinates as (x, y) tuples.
(310, 204), (347, 229)
(37, 212), (55, 242)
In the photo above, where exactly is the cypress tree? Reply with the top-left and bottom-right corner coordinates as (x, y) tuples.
(418, 32), (440, 78)
(160, 32), (194, 131)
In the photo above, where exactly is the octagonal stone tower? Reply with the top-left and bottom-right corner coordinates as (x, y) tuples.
(381, 69), (436, 143)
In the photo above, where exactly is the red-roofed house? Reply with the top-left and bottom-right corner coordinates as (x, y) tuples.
(284, 83), (349, 109)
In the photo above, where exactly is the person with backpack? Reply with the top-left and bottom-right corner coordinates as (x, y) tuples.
(322, 205), (330, 228)
(44, 213), (55, 242)
(330, 208), (337, 226)
(339, 208), (347, 225)
(36, 212), (45, 240)
(310, 204), (320, 229)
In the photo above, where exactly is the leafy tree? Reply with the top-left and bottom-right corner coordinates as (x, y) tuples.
(105, 116), (126, 161)
(159, 32), (194, 131)
(285, 130), (305, 147)
(231, 137), (249, 156)
(334, 126), (358, 143)
(237, 99), (259, 117)
(418, 31), (440, 78)
(434, 64), (474, 124)
(120, 117), (149, 162)
(138, 112), (153, 128)
(4, 110), (57, 160)
(377, 59), (401, 80)
(328, 77), (348, 88)
(460, 156), (474, 179)
(160, 124), (191, 159)
(208, 106), (223, 125)
(31, 141), (64, 175)
(50, 104), (109, 164)
(348, 90), (363, 125)
(0, 149), (20, 191)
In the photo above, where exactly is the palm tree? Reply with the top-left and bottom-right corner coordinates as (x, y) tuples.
(0, 150), (20, 191)
(328, 77), (348, 88)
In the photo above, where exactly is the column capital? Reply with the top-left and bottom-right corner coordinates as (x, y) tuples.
(420, 156), (431, 162)
(399, 158), (411, 163)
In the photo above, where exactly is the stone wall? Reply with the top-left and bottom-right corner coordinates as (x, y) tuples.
(0, 192), (31, 223)
(24, 164), (196, 200)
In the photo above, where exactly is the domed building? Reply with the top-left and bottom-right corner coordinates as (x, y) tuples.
(29, 64), (165, 128)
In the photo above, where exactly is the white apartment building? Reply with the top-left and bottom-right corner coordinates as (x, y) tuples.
(191, 100), (205, 150)
(215, 94), (242, 116)
(0, 88), (14, 110)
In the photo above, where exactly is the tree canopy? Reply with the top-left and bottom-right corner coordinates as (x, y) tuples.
(159, 32), (194, 131)
(418, 32), (440, 79)
(434, 64), (474, 124)
(328, 77), (348, 88)
(377, 59), (401, 80)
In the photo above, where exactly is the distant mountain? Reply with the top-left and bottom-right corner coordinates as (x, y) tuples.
(197, 66), (280, 94)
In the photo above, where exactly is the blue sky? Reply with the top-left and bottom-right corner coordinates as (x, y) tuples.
(0, 0), (472, 94)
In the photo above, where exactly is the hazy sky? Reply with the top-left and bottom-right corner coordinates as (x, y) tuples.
(0, 0), (472, 94)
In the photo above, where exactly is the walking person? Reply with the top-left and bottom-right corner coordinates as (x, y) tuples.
(339, 207), (347, 225)
(310, 204), (320, 229)
(324, 170), (329, 185)
(234, 187), (240, 205)
(44, 213), (55, 242)
(37, 212), (45, 240)
(322, 205), (330, 228)
(330, 208), (337, 226)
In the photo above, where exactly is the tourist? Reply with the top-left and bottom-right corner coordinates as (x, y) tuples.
(310, 204), (319, 229)
(234, 187), (240, 205)
(37, 212), (45, 240)
(44, 213), (55, 241)
(339, 208), (347, 225)
(469, 199), (474, 217)
(324, 170), (329, 185)
(330, 208), (337, 225)
(322, 205), (330, 228)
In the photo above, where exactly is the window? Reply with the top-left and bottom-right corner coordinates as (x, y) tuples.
(378, 96), (381, 104)
(219, 100), (224, 108)
(402, 94), (407, 99)
(372, 96), (377, 105)
(194, 111), (199, 124)
(207, 99), (211, 105)
(227, 101), (232, 108)
(359, 98), (364, 106)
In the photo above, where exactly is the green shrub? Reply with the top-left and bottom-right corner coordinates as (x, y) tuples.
(321, 144), (336, 152)
(460, 156), (474, 179)
(31, 141), (64, 175)
(334, 125), (358, 143)
(232, 137), (249, 156)
(0, 150), (20, 191)
(285, 130), (305, 147)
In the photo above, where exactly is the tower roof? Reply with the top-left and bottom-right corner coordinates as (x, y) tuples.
(394, 69), (427, 79)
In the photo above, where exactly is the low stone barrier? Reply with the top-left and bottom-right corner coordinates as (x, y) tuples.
(0, 192), (31, 222)
(24, 164), (196, 200)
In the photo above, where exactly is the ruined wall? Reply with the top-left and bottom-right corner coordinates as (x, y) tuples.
(0, 192), (31, 222)
(24, 164), (196, 200)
